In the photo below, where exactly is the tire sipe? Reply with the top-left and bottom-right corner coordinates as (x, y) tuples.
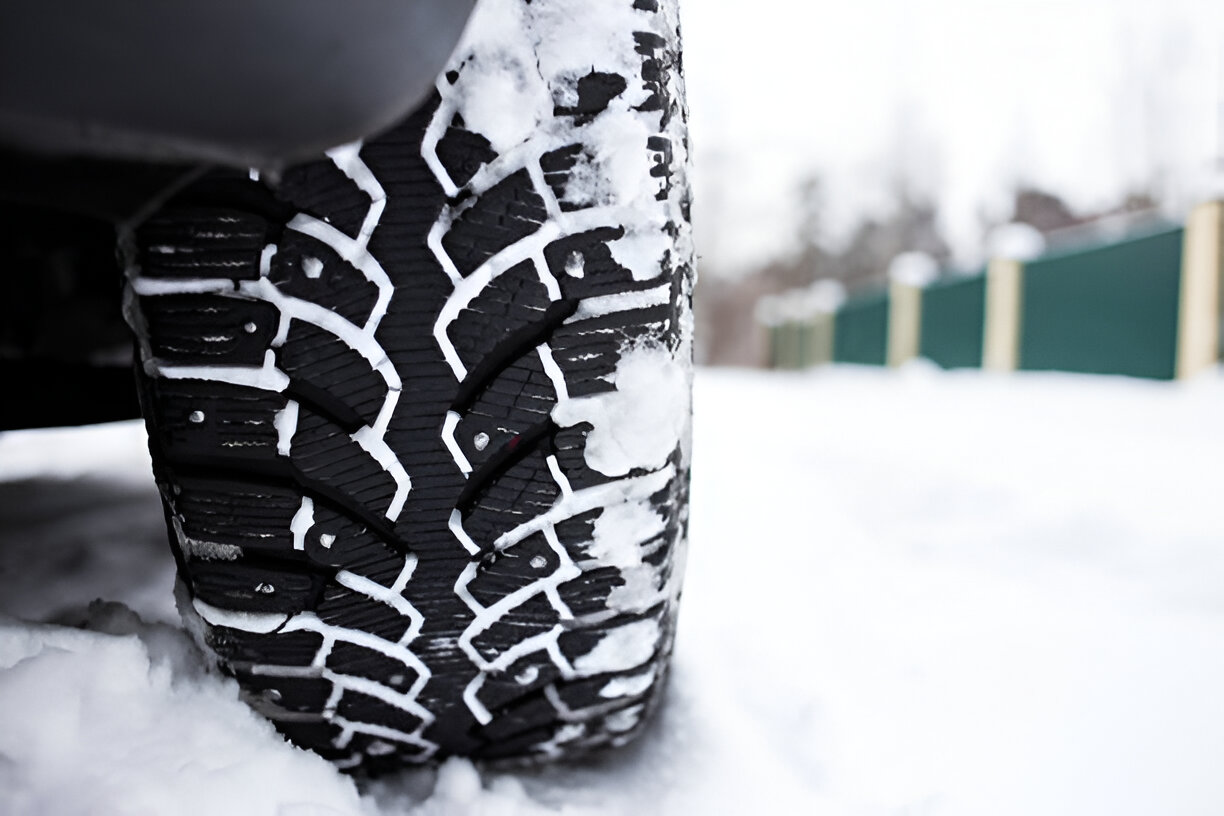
(123, 0), (692, 769)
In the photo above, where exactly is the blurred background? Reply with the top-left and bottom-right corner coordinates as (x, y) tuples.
(682, 0), (1224, 371)
(664, 6), (1224, 810)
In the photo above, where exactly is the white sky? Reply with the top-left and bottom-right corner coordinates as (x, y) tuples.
(682, 0), (1224, 275)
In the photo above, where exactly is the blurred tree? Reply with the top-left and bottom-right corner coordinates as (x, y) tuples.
(835, 182), (950, 291)
(1005, 184), (1159, 234)
(693, 175), (952, 366)
(1010, 186), (1081, 233)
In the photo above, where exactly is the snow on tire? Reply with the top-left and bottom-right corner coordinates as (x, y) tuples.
(121, 0), (692, 769)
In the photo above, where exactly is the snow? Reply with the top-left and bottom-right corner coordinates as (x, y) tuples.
(572, 620), (661, 676)
(608, 231), (671, 282)
(887, 251), (939, 287)
(552, 342), (691, 478)
(274, 399), (300, 456)
(0, 605), (365, 816)
(4, 367), (1224, 814)
(433, 0), (688, 282)
(987, 222), (1047, 261)
(589, 500), (666, 571)
(757, 280), (847, 326)
(442, 1), (554, 154)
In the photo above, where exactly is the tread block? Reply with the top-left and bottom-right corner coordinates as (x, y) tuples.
(208, 628), (324, 668)
(460, 354), (556, 431)
(469, 593), (560, 665)
(171, 476), (301, 554)
(634, 32), (670, 116)
(327, 642), (421, 690)
(647, 135), (676, 197)
(237, 673), (335, 714)
(553, 674), (646, 710)
(140, 294), (280, 367)
(303, 504), (402, 573)
(448, 259), (551, 375)
(317, 585), (414, 642)
(460, 447), (561, 549)
(278, 320), (388, 429)
(474, 655), (563, 715)
(337, 690), (425, 736)
(555, 71), (628, 118)
(544, 228), (634, 299)
(440, 170), (547, 276)
(146, 380), (283, 465)
(189, 560), (316, 614)
(136, 207), (268, 280)
(556, 566), (626, 618)
(268, 231), (380, 328)
(472, 696), (557, 744)
(550, 311), (671, 398)
(465, 532), (561, 609)
(189, 562), (315, 611)
(288, 409), (398, 515)
(553, 509), (599, 549)
(551, 424), (608, 492)
(435, 117), (498, 188)
(276, 160), (372, 240)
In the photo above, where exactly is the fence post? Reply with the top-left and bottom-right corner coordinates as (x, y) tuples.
(982, 258), (1024, 372)
(1176, 200), (1224, 379)
(886, 253), (936, 368)
(810, 311), (836, 367)
(887, 281), (923, 367)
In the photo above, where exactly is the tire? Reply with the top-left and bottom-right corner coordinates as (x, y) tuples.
(121, 0), (692, 769)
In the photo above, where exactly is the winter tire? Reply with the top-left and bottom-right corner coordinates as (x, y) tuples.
(122, 0), (692, 769)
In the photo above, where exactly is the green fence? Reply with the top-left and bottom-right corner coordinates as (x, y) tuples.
(1018, 227), (1183, 380)
(919, 272), (986, 369)
(761, 211), (1221, 380)
(832, 291), (888, 365)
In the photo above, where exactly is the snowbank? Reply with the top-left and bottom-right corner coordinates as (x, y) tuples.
(0, 604), (365, 816)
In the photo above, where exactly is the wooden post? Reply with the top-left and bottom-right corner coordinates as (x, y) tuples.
(887, 281), (923, 367)
(982, 258), (1024, 372)
(1176, 200), (1224, 379)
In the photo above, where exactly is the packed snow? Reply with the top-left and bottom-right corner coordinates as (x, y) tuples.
(3, 366), (1224, 815)
(553, 342), (692, 478)
(986, 223), (1047, 262)
(886, 251), (940, 287)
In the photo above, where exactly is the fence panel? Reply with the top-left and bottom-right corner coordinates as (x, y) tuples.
(833, 291), (888, 365)
(1019, 227), (1183, 380)
(919, 273), (986, 369)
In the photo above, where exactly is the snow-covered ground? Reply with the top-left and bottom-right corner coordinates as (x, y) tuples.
(3, 366), (1224, 815)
